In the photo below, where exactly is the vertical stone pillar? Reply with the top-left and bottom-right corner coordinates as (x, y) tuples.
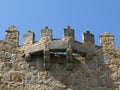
(40, 26), (52, 42)
(82, 31), (95, 45)
(23, 30), (35, 45)
(66, 44), (73, 71)
(5, 25), (19, 48)
(100, 32), (114, 49)
(36, 57), (40, 71)
(63, 26), (75, 42)
(43, 44), (50, 70)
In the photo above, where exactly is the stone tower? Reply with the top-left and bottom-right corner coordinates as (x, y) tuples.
(5, 25), (19, 48)
(100, 32), (114, 49)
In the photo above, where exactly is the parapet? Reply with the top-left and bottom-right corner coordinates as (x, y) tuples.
(0, 25), (117, 50)
(0, 25), (118, 70)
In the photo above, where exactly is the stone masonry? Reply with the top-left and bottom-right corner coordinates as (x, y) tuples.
(0, 25), (120, 90)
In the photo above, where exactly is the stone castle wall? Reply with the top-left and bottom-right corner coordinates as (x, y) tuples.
(0, 25), (119, 90)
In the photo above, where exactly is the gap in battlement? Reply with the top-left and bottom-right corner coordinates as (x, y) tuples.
(95, 35), (100, 46)
(0, 29), (6, 41)
(53, 29), (62, 40)
(114, 36), (120, 48)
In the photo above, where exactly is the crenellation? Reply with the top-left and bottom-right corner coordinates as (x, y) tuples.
(40, 26), (53, 42)
(63, 26), (75, 42)
(100, 32), (115, 49)
(5, 25), (19, 48)
(0, 25), (119, 90)
(82, 30), (95, 45)
(24, 30), (35, 45)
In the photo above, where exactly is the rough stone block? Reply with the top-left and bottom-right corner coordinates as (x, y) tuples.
(10, 72), (22, 82)
(5, 25), (19, 47)
(25, 85), (35, 90)
(95, 56), (111, 64)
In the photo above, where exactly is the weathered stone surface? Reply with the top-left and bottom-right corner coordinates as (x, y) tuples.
(24, 40), (97, 56)
(82, 31), (95, 45)
(100, 32), (115, 49)
(24, 30), (35, 45)
(0, 25), (119, 90)
(66, 45), (73, 70)
(63, 26), (75, 42)
(5, 25), (19, 48)
(43, 46), (50, 70)
(40, 26), (52, 41)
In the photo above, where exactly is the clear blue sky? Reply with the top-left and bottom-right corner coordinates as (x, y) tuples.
(0, 0), (120, 47)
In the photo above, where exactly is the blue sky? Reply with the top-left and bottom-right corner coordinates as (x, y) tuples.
(0, 0), (120, 47)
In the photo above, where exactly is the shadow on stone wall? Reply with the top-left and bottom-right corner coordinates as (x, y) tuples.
(46, 55), (114, 90)
(0, 51), (119, 90)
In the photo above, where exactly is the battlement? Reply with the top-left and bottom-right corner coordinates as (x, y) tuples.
(0, 25), (117, 49)
(0, 25), (118, 65)
(23, 26), (95, 46)
(0, 25), (120, 90)
(82, 30), (95, 45)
